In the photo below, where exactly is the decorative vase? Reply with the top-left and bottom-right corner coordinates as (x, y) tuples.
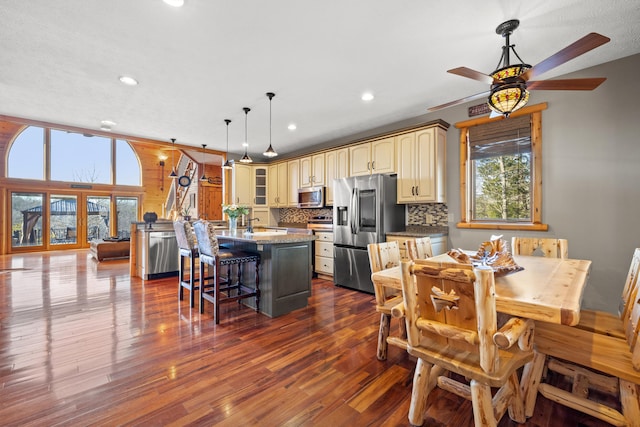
(228, 217), (237, 233)
(183, 215), (191, 222)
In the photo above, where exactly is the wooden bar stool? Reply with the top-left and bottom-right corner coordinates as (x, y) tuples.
(173, 220), (200, 308)
(192, 220), (260, 324)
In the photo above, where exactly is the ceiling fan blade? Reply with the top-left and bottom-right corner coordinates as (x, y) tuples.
(522, 33), (610, 81)
(428, 91), (490, 112)
(448, 67), (496, 85)
(527, 77), (606, 91)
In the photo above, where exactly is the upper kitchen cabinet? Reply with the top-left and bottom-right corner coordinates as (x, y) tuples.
(396, 124), (448, 203)
(349, 137), (395, 176)
(300, 153), (325, 187)
(287, 159), (300, 207)
(233, 163), (252, 206)
(252, 166), (268, 206)
(268, 162), (288, 207)
(325, 147), (349, 206)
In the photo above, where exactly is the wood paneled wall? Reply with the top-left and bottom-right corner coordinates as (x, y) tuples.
(0, 116), (224, 254)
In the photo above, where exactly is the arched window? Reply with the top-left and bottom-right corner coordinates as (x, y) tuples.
(7, 126), (45, 180)
(7, 126), (141, 186)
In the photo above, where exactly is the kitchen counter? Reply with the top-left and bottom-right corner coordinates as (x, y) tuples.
(386, 225), (449, 238)
(215, 230), (316, 318)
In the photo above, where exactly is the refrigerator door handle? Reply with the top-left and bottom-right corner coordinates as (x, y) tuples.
(350, 187), (358, 235)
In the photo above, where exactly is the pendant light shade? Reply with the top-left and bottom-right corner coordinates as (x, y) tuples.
(239, 107), (253, 163)
(199, 144), (208, 181)
(263, 92), (278, 158)
(222, 119), (233, 170)
(168, 138), (178, 178)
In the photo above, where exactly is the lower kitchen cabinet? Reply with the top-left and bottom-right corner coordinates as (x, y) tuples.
(314, 231), (334, 278)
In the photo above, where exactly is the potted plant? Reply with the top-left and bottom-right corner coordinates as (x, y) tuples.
(181, 205), (191, 221)
(222, 204), (249, 232)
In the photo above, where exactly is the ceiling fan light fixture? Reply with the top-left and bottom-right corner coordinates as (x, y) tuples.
(488, 82), (530, 117)
(491, 64), (531, 81)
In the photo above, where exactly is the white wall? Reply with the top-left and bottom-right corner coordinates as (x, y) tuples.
(431, 53), (640, 312)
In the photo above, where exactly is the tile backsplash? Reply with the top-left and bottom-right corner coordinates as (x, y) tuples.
(279, 207), (333, 223)
(277, 204), (447, 226)
(407, 203), (448, 226)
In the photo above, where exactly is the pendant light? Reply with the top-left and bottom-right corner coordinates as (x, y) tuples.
(263, 92), (278, 158)
(168, 138), (178, 178)
(199, 144), (208, 181)
(222, 119), (233, 169)
(239, 107), (253, 163)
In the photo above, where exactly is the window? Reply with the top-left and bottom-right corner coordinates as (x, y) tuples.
(7, 126), (141, 186)
(457, 103), (548, 231)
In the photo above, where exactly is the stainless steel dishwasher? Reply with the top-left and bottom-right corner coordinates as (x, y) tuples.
(140, 230), (179, 280)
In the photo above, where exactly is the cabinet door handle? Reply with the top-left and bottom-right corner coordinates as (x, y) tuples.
(415, 186), (418, 195)
(372, 161), (375, 170)
(411, 186), (415, 195)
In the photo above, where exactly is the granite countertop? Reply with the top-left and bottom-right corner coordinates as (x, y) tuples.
(386, 225), (449, 238)
(215, 230), (317, 244)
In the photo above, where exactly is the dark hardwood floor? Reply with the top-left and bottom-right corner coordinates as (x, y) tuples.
(0, 250), (615, 426)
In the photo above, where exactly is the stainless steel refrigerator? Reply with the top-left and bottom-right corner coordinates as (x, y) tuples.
(333, 173), (405, 293)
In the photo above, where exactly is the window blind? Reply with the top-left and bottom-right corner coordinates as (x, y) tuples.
(469, 114), (531, 160)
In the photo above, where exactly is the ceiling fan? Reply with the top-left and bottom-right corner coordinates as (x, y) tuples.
(428, 19), (610, 117)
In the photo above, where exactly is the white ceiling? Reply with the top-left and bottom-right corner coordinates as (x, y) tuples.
(2, 0), (640, 163)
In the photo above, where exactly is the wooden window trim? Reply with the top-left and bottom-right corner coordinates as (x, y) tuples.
(456, 102), (548, 231)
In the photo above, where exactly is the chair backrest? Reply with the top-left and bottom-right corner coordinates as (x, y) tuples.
(367, 242), (403, 303)
(511, 237), (568, 259)
(368, 241), (402, 273)
(173, 220), (197, 251)
(406, 236), (433, 260)
(621, 249), (640, 368)
(192, 220), (219, 257)
(401, 259), (501, 374)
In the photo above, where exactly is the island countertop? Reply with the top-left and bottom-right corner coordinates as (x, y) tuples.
(215, 230), (316, 244)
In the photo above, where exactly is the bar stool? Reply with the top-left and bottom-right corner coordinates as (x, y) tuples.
(173, 220), (200, 307)
(192, 220), (260, 324)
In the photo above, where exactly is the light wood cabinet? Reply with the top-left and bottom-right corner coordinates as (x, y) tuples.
(396, 125), (447, 203)
(267, 162), (288, 207)
(233, 163), (252, 206)
(252, 166), (268, 207)
(300, 153), (325, 187)
(349, 137), (395, 176)
(325, 147), (349, 206)
(287, 159), (300, 207)
(314, 231), (334, 277)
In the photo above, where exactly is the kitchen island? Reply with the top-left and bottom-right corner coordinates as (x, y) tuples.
(215, 230), (317, 318)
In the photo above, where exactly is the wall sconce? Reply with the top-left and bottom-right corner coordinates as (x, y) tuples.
(159, 155), (168, 191)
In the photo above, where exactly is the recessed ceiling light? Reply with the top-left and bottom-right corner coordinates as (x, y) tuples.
(288, 123), (297, 131)
(361, 92), (374, 101)
(163, 0), (185, 7)
(119, 75), (138, 86)
(100, 120), (116, 131)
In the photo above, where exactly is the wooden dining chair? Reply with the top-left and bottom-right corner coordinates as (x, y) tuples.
(524, 248), (640, 426)
(400, 259), (535, 427)
(574, 248), (640, 339)
(511, 236), (569, 259)
(367, 241), (407, 361)
(406, 236), (433, 260)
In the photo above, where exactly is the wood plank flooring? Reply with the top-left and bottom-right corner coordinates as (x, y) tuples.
(0, 250), (616, 426)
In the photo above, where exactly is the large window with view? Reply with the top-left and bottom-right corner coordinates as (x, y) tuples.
(457, 103), (547, 231)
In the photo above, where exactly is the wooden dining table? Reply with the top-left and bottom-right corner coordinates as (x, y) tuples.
(371, 252), (592, 326)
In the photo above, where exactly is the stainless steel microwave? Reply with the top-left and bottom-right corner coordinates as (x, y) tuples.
(297, 187), (324, 208)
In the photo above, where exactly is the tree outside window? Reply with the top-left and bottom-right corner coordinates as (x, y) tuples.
(457, 103), (547, 231)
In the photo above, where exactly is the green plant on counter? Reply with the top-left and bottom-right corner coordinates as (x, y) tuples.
(181, 204), (191, 217)
(222, 204), (249, 219)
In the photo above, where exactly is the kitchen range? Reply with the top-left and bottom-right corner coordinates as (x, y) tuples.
(332, 174), (404, 293)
